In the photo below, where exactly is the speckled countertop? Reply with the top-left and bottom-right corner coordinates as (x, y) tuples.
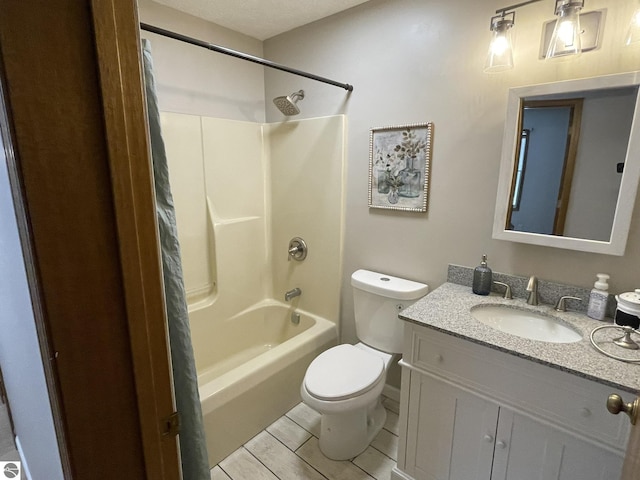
(399, 282), (640, 394)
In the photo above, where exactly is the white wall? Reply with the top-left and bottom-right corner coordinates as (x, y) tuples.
(138, 0), (266, 122)
(0, 136), (63, 478)
(263, 0), (640, 343)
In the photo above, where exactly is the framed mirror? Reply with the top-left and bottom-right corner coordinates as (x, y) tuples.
(493, 72), (640, 255)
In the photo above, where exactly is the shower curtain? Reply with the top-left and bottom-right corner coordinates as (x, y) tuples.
(142, 40), (210, 480)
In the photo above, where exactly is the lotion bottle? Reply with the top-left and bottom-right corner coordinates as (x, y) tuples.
(587, 273), (610, 321)
(472, 254), (492, 296)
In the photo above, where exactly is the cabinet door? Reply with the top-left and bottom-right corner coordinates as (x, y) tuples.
(404, 371), (499, 480)
(491, 408), (624, 480)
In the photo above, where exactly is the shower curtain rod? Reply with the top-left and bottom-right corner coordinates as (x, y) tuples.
(140, 23), (354, 92)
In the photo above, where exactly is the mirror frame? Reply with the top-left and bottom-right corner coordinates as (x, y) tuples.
(493, 72), (640, 256)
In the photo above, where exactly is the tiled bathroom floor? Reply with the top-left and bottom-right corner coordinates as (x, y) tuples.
(212, 397), (400, 480)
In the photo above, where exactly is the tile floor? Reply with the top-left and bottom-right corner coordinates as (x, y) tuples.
(212, 397), (400, 480)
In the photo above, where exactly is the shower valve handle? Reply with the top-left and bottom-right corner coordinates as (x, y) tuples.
(288, 237), (308, 261)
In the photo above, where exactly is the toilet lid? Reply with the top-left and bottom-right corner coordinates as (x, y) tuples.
(304, 344), (385, 401)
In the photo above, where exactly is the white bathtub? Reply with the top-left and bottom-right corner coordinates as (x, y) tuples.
(191, 300), (337, 466)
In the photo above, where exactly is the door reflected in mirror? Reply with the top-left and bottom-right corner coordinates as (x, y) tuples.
(507, 89), (634, 241)
(508, 98), (586, 237)
(493, 73), (640, 255)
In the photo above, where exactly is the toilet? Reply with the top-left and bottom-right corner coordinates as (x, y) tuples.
(300, 269), (429, 460)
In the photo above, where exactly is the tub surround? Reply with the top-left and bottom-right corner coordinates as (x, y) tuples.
(399, 280), (640, 394)
(161, 113), (345, 467)
(161, 113), (346, 323)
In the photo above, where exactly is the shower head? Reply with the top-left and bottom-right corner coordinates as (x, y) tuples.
(273, 90), (305, 116)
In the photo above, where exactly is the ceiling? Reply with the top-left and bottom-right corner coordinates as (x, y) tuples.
(152, 0), (372, 40)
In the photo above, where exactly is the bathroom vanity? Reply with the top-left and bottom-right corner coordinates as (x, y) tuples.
(393, 282), (639, 480)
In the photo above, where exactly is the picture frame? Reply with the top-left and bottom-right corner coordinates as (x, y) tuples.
(368, 122), (433, 212)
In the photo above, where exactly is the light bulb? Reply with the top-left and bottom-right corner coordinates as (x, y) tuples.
(484, 17), (514, 73)
(546, 2), (582, 59)
(491, 35), (510, 56)
(626, 7), (640, 45)
(557, 19), (578, 47)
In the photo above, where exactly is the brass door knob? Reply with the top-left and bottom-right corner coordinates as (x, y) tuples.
(607, 393), (639, 425)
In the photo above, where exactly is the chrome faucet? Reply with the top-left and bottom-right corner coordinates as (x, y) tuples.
(285, 288), (302, 301)
(526, 276), (539, 306)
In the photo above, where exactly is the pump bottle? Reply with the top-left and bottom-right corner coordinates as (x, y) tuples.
(472, 254), (492, 296)
(587, 273), (610, 321)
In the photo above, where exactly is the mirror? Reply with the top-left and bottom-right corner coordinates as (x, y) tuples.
(493, 72), (640, 255)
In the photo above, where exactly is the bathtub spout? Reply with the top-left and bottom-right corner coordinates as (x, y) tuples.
(285, 288), (302, 301)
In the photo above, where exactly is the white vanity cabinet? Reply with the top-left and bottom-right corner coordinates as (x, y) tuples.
(393, 324), (630, 480)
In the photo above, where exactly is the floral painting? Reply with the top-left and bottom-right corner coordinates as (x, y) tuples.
(368, 122), (433, 212)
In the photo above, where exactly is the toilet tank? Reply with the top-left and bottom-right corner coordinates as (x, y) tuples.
(351, 269), (429, 353)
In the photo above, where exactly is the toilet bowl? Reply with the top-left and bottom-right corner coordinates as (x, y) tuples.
(301, 343), (393, 460)
(300, 269), (428, 460)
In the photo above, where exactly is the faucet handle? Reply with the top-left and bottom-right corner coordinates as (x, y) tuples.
(526, 275), (539, 306)
(492, 281), (512, 299)
(554, 295), (582, 312)
(288, 237), (308, 261)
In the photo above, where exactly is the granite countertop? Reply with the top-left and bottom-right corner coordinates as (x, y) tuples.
(399, 282), (640, 394)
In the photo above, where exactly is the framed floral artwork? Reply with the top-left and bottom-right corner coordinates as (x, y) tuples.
(368, 122), (433, 212)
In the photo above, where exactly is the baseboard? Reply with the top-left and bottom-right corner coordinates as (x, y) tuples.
(383, 384), (401, 402)
(391, 466), (414, 480)
(15, 436), (32, 480)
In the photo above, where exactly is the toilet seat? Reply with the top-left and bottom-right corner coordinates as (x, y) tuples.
(304, 344), (385, 401)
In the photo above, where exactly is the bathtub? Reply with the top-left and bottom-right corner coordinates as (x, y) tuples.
(191, 300), (337, 466)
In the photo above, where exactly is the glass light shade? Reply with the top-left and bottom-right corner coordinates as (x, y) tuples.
(626, 8), (640, 45)
(484, 20), (514, 72)
(546, 3), (582, 58)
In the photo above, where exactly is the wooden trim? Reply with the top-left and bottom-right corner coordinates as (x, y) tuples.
(553, 98), (583, 236)
(622, 414), (640, 479)
(0, 56), (73, 477)
(90, 1), (181, 477)
(0, 2), (179, 478)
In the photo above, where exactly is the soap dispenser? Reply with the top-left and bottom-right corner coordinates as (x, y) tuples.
(587, 273), (610, 321)
(472, 254), (492, 296)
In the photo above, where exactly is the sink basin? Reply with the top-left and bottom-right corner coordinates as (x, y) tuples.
(471, 305), (582, 343)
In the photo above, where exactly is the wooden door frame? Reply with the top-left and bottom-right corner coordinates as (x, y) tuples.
(0, 1), (180, 478)
(506, 98), (583, 235)
(622, 418), (640, 479)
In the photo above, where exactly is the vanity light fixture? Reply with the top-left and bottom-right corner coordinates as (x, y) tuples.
(546, 0), (584, 59)
(486, 0), (603, 72)
(627, 4), (640, 45)
(484, 12), (516, 72)
(484, 0), (543, 73)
